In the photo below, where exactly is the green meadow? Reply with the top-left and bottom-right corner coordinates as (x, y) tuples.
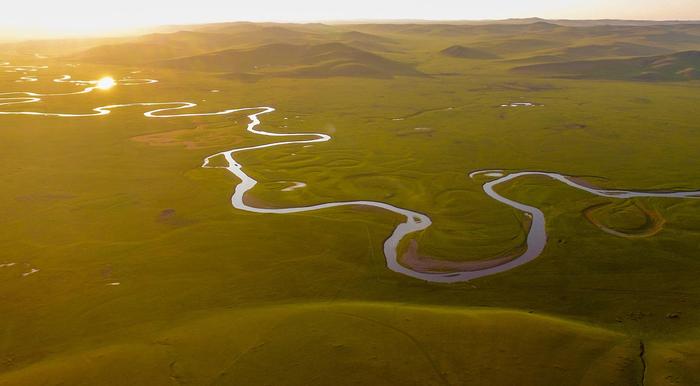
(1, 21), (700, 385)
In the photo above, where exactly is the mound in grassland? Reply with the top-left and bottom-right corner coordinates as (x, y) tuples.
(0, 302), (643, 386)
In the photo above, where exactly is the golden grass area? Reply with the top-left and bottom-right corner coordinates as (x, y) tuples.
(2, 20), (700, 384)
(131, 124), (245, 150)
(0, 302), (646, 386)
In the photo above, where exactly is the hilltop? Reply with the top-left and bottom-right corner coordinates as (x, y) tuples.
(440, 45), (500, 59)
(157, 42), (422, 78)
(513, 50), (700, 81)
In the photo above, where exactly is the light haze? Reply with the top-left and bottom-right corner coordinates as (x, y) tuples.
(3, 0), (700, 38)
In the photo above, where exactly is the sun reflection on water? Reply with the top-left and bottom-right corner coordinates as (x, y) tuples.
(95, 77), (115, 90)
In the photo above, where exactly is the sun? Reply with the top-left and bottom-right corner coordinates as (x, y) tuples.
(95, 77), (116, 90)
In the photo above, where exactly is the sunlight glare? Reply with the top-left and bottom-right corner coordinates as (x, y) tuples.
(96, 77), (116, 90)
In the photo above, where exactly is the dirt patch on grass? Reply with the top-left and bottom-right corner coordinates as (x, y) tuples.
(131, 125), (244, 150)
(242, 194), (277, 210)
(156, 208), (194, 227)
(396, 127), (436, 137)
(398, 239), (524, 274)
(546, 123), (588, 131)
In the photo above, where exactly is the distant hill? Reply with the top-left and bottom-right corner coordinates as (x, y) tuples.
(540, 19), (700, 27)
(344, 22), (567, 38)
(157, 42), (423, 78)
(73, 42), (192, 65)
(475, 38), (564, 55)
(510, 43), (673, 64)
(559, 43), (672, 59)
(335, 18), (700, 27)
(67, 24), (401, 67)
(154, 24), (395, 52)
(70, 31), (239, 64)
(332, 31), (397, 52)
(440, 45), (500, 59)
(644, 30), (700, 45)
(347, 22), (700, 53)
(0, 37), (128, 57)
(27, 20), (700, 79)
(513, 50), (700, 81)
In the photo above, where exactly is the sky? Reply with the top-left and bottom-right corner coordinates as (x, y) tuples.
(2, 0), (700, 38)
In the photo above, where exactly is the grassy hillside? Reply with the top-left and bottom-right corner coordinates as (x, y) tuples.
(513, 51), (700, 81)
(507, 43), (673, 65)
(69, 31), (243, 64)
(554, 43), (671, 59)
(440, 45), (500, 59)
(157, 42), (423, 78)
(0, 303), (643, 386)
(0, 37), (128, 57)
(58, 20), (700, 71)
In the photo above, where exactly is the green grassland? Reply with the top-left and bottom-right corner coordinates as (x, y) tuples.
(1, 20), (700, 385)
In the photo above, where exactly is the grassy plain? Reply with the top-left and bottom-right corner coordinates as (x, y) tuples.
(1, 21), (700, 384)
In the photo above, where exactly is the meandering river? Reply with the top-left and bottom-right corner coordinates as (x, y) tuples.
(2, 64), (700, 282)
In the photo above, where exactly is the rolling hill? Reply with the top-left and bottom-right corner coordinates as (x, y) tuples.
(473, 38), (565, 55)
(440, 45), (500, 59)
(558, 42), (672, 59)
(508, 42), (674, 64)
(331, 31), (397, 52)
(513, 50), (700, 81)
(69, 31), (239, 65)
(0, 303), (645, 385)
(0, 36), (129, 57)
(57, 20), (700, 73)
(156, 42), (423, 78)
(66, 24), (401, 68)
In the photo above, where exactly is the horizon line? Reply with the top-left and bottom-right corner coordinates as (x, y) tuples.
(3, 16), (700, 41)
